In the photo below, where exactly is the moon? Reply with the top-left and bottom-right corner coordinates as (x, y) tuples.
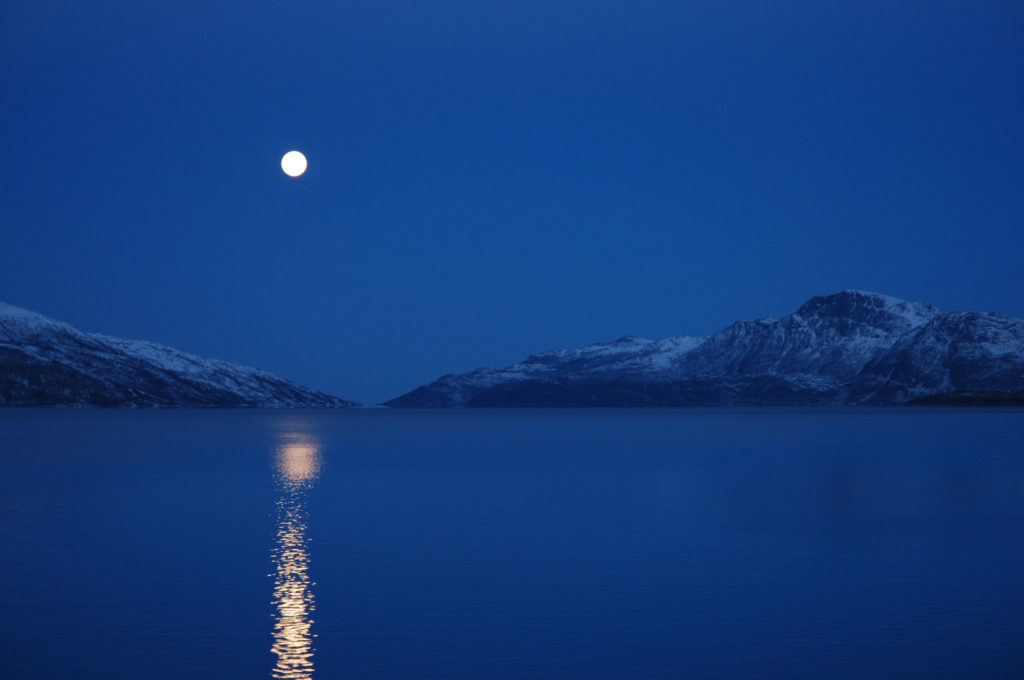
(281, 150), (308, 177)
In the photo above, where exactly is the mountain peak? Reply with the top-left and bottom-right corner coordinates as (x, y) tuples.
(796, 290), (940, 331)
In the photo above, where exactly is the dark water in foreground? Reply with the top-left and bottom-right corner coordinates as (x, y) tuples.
(1, 408), (1022, 679)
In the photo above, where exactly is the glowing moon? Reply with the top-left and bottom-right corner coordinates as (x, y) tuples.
(281, 150), (308, 177)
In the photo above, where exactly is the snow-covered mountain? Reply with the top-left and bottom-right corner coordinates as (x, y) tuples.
(0, 302), (357, 407)
(384, 290), (1024, 407)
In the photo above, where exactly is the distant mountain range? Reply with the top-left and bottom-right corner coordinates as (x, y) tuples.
(384, 290), (1024, 407)
(0, 302), (357, 407)
(5, 291), (1023, 408)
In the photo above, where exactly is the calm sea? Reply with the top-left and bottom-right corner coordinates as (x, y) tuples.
(1, 408), (1022, 679)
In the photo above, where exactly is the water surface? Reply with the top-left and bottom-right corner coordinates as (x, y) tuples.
(1, 408), (1022, 678)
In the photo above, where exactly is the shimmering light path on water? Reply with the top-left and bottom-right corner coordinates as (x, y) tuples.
(271, 437), (321, 679)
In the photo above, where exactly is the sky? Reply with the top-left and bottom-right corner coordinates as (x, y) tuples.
(2, 1), (1023, 404)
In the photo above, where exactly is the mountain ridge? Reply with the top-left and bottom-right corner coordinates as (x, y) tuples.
(384, 290), (1024, 407)
(0, 301), (357, 407)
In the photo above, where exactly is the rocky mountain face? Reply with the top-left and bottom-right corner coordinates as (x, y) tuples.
(384, 291), (1024, 407)
(0, 302), (357, 407)
(853, 311), (1024, 405)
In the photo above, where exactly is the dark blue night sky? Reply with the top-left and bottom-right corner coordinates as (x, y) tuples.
(2, 2), (1022, 403)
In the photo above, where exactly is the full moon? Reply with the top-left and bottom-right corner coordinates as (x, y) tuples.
(281, 150), (307, 177)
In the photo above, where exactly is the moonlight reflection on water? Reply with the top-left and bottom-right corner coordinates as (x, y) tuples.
(271, 438), (321, 680)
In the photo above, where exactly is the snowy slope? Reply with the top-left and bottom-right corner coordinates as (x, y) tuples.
(0, 302), (357, 407)
(852, 311), (1024, 404)
(384, 291), (1024, 407)
(387, 334), (707, 407)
